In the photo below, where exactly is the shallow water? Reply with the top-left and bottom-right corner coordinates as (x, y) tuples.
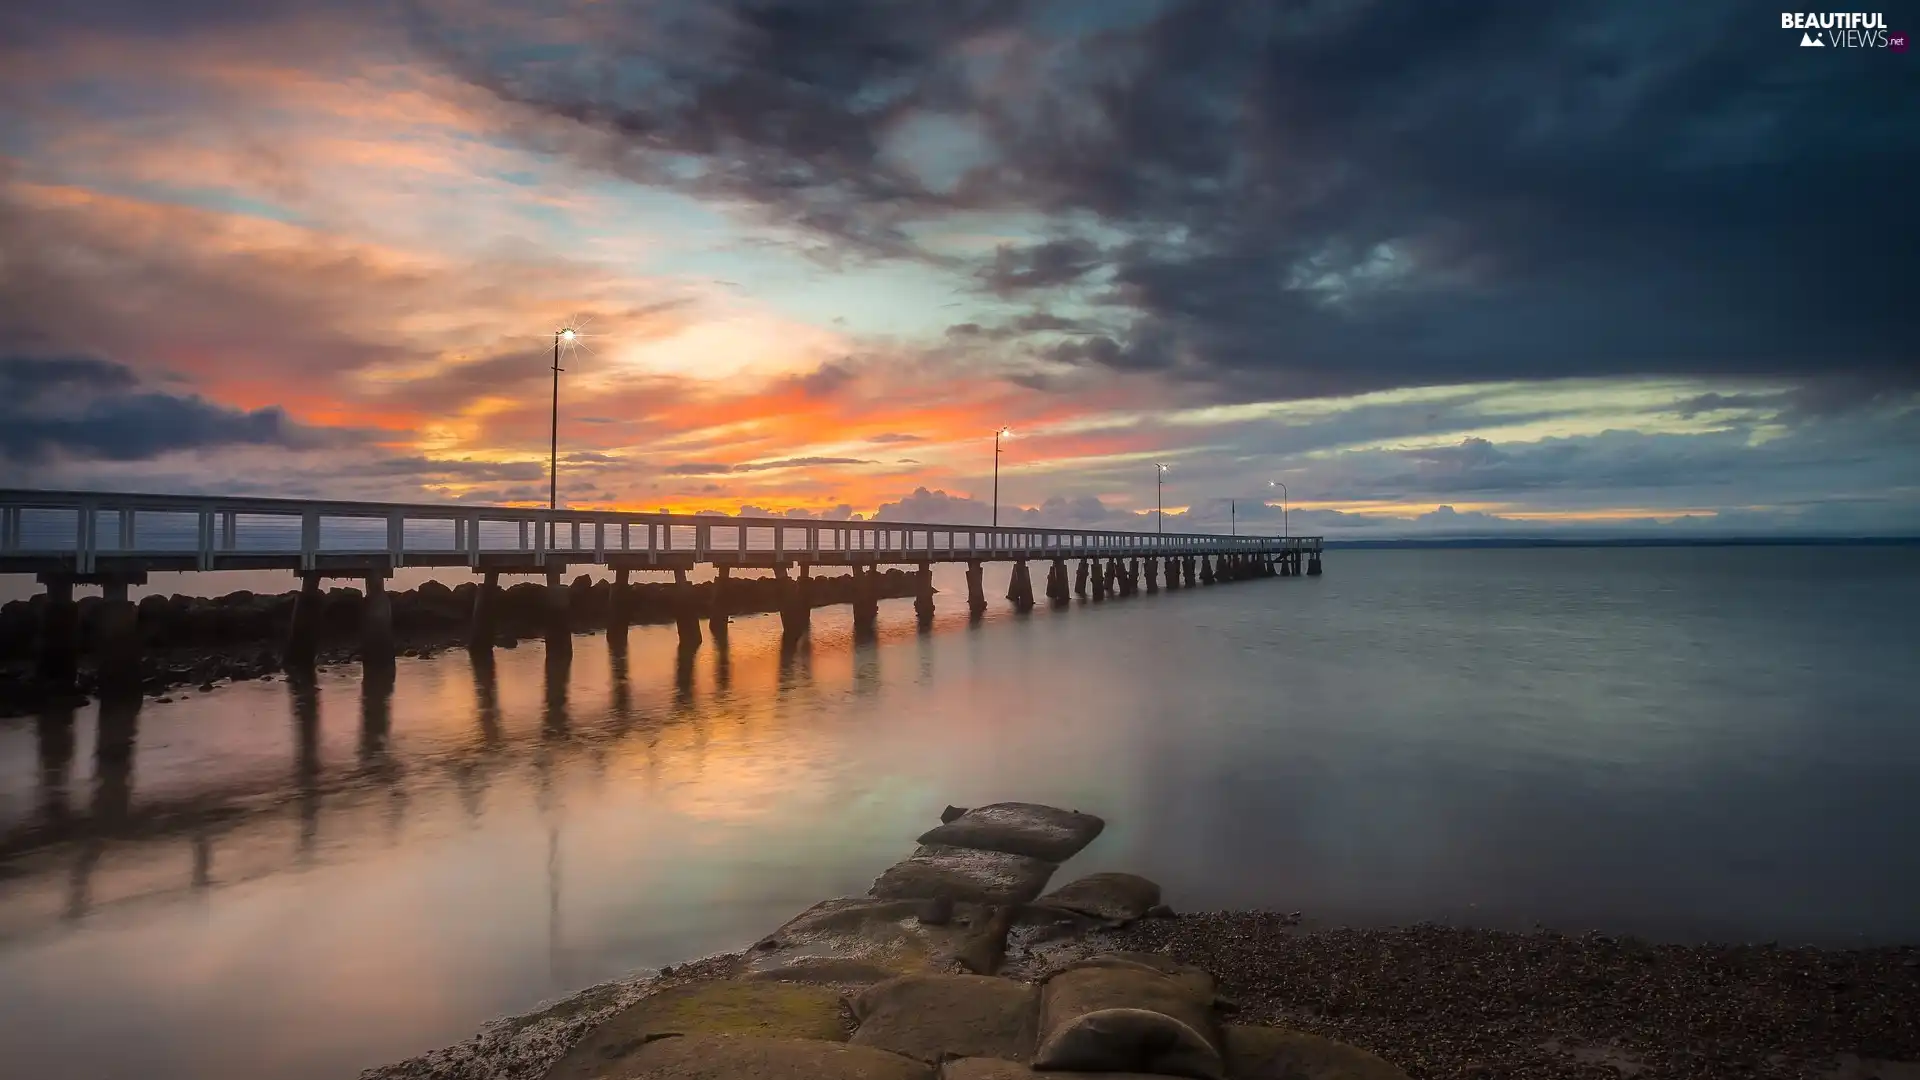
(1, 547), (1916, 1080)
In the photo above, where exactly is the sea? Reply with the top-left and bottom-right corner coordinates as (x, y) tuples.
(0, 545), (1916, 1080)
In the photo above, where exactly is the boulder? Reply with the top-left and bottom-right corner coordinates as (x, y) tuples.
(1034, 874), (1163, 926)
(936, 1058), (1164, 1079)
(743, 897), (997, 983)
(917, 803), (1106, 863)
(871, 844), (1059, 905)
(586, 1034), (932, 1080)
(850, 974), (1039, 1064)
(542, 979), (849, 1080)
(1032, 956), (1226, 1080)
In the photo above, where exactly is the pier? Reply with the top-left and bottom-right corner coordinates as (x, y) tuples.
(0, 488), (1324, 682)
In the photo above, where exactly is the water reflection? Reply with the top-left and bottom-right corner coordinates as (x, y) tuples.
(290, 673), (322, 859)
(3, 549), (1918, 1080)
(34, 707), (75, 826)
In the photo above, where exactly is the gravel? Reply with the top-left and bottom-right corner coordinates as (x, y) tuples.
(1103, 913), (1920, 1079)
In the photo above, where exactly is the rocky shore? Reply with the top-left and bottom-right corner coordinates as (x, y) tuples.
(355, 802), (1920, 1080)
(0, 569), (927, 717)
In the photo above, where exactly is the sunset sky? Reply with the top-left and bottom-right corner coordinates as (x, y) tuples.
(1, 0), (1914, 537)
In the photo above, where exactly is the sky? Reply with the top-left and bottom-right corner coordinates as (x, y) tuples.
(0, 0), (1915, 538)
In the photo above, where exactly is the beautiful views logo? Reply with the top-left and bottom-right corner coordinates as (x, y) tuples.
(1781, 11), (1907, 47)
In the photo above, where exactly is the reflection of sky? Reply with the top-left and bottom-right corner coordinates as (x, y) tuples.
(1, 548), (1917, 1080)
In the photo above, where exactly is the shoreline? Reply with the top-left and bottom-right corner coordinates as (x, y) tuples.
(361, 916), (1920, 1080)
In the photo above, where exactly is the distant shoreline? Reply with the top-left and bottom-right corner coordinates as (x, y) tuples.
(1321, 535), (1920, 550)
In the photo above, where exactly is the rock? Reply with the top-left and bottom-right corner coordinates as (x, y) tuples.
(849, 974), (1039, 1064)
(1036, 873), (1164, 926)
(918, 894), (955, 926)
(917, 802), (1105, 863)
(577, 1034), (933, 1080)
(1033, 957), (1226, 1079)
(870, 844), (1060, 905)
(542, 980), (852, 1080)
(1148, 904), (1176, 919)
(743, 898), (996, 982)
(942, 805), (970, 824)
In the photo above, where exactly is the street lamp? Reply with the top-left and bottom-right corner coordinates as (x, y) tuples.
(549, 327), (577, 511)
(1155, 463), (1171, 534)
(1268, 480), (1288, 539)
(992, 427), (1012, 528)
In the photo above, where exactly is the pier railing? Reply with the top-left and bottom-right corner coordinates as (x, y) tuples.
(0, 489), (1321, 577)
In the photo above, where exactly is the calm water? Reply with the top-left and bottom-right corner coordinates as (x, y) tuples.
(1, 547), (1917, 1080)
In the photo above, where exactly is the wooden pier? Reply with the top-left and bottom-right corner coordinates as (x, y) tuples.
(1, 488), (1325, 683)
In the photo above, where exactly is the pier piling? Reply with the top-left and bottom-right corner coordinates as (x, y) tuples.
(672, 567), (702, 648)
(34, 575), (79, 690)
(95, 579), (141, 693)
(965, 561), (987, 616)
(544, 566), (573, 655)
(708, 566), (730, 638)
(1074, 558), (1089, 598)
(914, 562), (935, 623)
(361, 574), (396, 669)
(466, 571), (497, 653)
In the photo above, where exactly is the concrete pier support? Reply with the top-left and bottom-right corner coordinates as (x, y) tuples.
(1074, 558), (1090, 598)
(1308, 552), (1323, 576)
(708, 566), (730, 638)
(544, 566), (573, 655)
(1145, 557), (1160, 593)
(95, 579), (141, 693)
(776, 564), (810, 639)
(361, 574), (396, 669)
(287, 572), (324, 667)
(965, 561), (987, 616)
(1047, 558), (1069, 604)
(1280, 552), (1294, 576)
(672, 567), (703, 648)
(1183, 556), (1197, 588)
(1200, 555), (1216, 585)
(1009, 560), (1036, 611)
(1164, 555), (1180, 590)
(1091, 559), (1108, 601)
(467, 571), (498, 653)
(34, 575), (79, 690)
(852, 565), (880, 631)
(1127, 558), (1140, 595)
(608, 568), (630, 630)
(914, 563), (935, 623)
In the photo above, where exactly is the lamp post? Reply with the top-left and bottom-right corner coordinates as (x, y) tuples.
(1155, 463), (1170, 534)
(1269, 480), (1288, 539)
(1231, 499), (1236, 537)
(992, 427), (1011, 528)
(549, 327), (576, 511)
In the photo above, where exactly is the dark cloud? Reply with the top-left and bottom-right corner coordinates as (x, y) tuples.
(866, 432), (924, 444)
(0, 354), (327, 464)
(978, 239), (1105, 296)
(439, 0), (1917, 400)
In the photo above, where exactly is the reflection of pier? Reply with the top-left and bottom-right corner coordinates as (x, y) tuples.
(2, 626), (821, 942)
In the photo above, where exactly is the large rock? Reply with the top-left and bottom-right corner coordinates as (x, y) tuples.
(593, 1034), (932, 1079)
(871, 844), (1059, 905)
(743, 897), (1000, 984)
(917, 803), (1106, 863)
(850, 974), (1039, 1064)
(1035, 873), (1162, 925)
(542, 979), (849, 1080)
(936, 1059), (1165, 1079)
(1033, 956), (1226, 1080)
(1222, 1026), (1411, 1079)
